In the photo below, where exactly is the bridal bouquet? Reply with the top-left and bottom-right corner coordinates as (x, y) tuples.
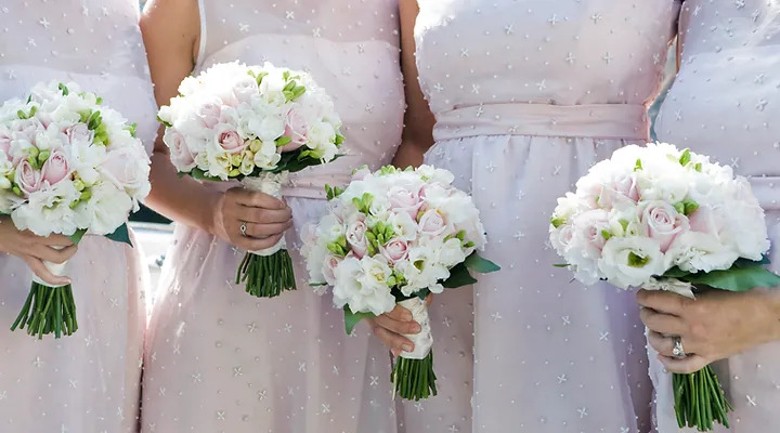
(303, 165), (499, 400)
(0, 81), (150, 339)
(159, 62), (343, 298)
(549, 142), (780, 431)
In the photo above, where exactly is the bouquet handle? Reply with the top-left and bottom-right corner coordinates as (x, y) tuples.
(392, 297), (437, 400)
(235, 172), (296, 297)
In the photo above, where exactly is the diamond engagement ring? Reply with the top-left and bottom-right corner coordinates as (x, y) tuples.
(672, 336), (686, 359)
(240, 222), (248, 237)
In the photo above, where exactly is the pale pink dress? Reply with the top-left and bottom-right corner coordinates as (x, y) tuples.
(0, 1), (157, 432)
(141, 2), (406, 432)
(651, 1), (780, 431)
(412, 1), (681, 432)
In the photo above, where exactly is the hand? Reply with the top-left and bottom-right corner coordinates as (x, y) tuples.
(637, 288), (780, 373)
(369, 295), (433, 357)
(0, 216), (78, 286)
(210, 187), (293, 251)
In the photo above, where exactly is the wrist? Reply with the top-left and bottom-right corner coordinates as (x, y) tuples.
(202, 191), (223, 236)
(758, 288), (780, 342)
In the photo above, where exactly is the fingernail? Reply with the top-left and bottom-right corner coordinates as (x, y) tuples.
(401, 312), (412, 321)
(402, 344), (413, 352)
(412, 324), (421, 333)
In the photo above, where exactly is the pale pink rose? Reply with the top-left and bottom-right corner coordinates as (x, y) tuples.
(388, 185), (423, 220)
(571, 209), (611, 258)
(418, 209), (448, 237)
(322, 255), (340, 285)
(346, 219), (368, 258)
(640, 201), (689, 252)
(279, 108), (308, 152)
(197, 102), (222, 129)
(40, 148), (71, 186)
(381, 239), (409, 263)
(217, 130), (247, 154)
(100, 145), (150, 194)
(164, 129), (196, 171)
(688, 206), (724, 238)
(65, 123), (93, 146)
(14, 159), (42, 196)
(595, 174), (640, 208)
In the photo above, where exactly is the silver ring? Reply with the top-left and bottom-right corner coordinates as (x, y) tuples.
(239, 222), (248, 237)
(672, 336), (686, 359)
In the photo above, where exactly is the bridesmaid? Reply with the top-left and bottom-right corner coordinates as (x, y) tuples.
(0, 1), (157, 432)
(640, 1), (780, 431)
(139, 1), (405, 432)
(380, 1), (682, 432)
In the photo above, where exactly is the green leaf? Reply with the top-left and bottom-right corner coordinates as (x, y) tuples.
(343, 306), (375, 335)
(442, 262), (478, 289)
(553, 263), (571, 268)
(105, 223), (133, 247)
(464, 252), (501, 274)
(662, 266), (688, 278)
(69, 229), (87, 245)
(58, 83), (69, 96)
(680, 264), (780, 292)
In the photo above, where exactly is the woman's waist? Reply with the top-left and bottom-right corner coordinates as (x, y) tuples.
(433, 102), (650, 142)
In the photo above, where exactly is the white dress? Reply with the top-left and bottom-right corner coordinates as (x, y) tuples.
(140, 1), (407, 432)
(413, 1), (681, 432)
(0, 1), (157, 432)
(651, 1), (780, 431)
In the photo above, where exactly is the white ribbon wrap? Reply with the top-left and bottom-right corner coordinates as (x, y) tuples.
(643, 277), (696, 300)
(241, 172), (288, 256)
(398, 297), (433, 360)
(31, 259), (69, 288)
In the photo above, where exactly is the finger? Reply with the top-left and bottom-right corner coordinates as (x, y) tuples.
(23, 257), (70, 286)
(374, 314), (421, 335)
(639, 307), (687, 336)
(658, 354), (710, 374)
(33, 244), (78, 264)
(39, 234), (74, 248)
(647, 331), (676, 357)
(236, 207), (293, 225)
(636, 289), (689, 315)
(426, 294), (433, 306)
(235, 233), (285, 252)
(230, 188), (287, 210)
(244, 221), (294, 238)
(384, 305), (413, 322)
(372, 326), (415, 357)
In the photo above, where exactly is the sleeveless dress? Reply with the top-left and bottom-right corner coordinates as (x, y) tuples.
(651, 2), (780, 431)
(0, 1), (157, 432)
(140, 2), (405, 432)
(412, 1), (681, 432)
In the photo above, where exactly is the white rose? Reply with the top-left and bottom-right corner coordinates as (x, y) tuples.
(68, 139), (108, 186)
(387, 211), (419, 242)
(252, 140), (282, 170)
(332, 256), (395, 316)
(597, 236), (665, 289)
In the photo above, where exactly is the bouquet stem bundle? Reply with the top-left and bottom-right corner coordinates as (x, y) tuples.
(673, 367), (731, 431)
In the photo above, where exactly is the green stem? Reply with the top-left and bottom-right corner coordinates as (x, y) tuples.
(235, 249), (296, 298)
(391, 351), (437, 401)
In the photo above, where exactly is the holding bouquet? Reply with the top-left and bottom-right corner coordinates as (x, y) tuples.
(303, 165), (499, 400)
(549, 143), (780, 431)
(0, 81), (151, 339)
(159, 62), (343, 298)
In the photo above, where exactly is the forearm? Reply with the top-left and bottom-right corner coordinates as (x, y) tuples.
(144, 150), (219, 234)
(392, 140), (429, 169)
(762, 288), (780, 342)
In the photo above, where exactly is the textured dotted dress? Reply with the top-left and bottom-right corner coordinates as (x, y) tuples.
(652, 1), (780, 431)
(0, 1), (158, 432)
(412, 1), (681, 432)
(140, 1), (407, 432)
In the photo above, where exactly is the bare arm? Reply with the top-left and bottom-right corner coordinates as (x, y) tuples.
(391, 0), (436, 169)
(141, 0), (292, 251)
